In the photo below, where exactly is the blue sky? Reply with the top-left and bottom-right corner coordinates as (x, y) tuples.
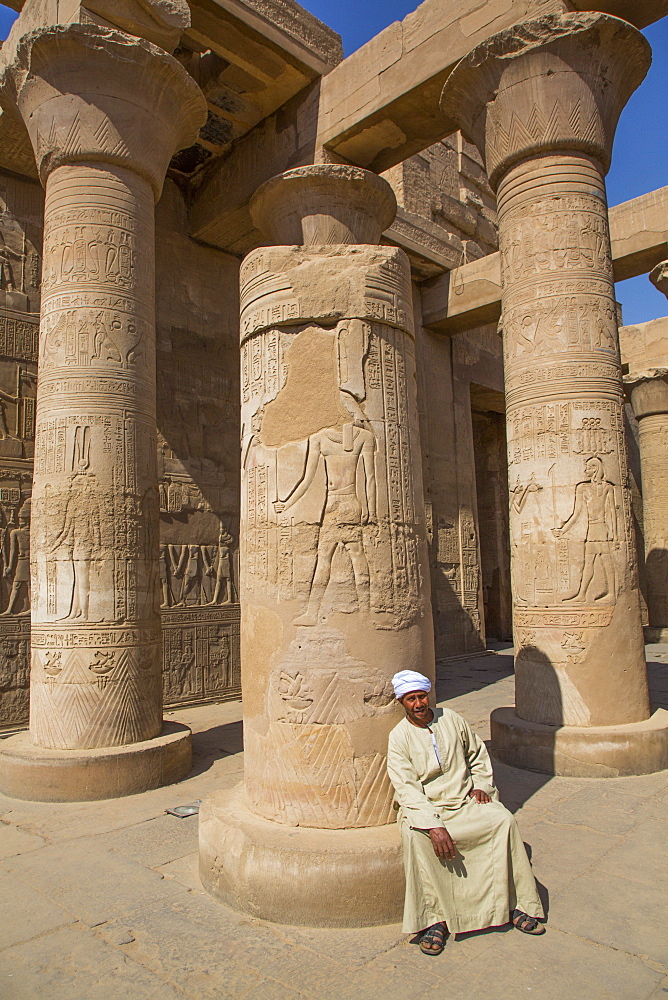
(0, 3), (665, 323)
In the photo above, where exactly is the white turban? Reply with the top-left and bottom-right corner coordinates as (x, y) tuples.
(392, 670), (432, 700)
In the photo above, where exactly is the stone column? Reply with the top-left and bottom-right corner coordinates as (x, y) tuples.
(0, 20), (206, 800)
(200, 165), (435, 926)
(625, 370), (668, 641)
(441, 12), (668, 776)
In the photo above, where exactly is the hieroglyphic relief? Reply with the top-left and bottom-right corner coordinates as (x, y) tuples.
(162, 606), (240, 707)
(239, 239), (432, 829)
(0, 616), (30, 728)
(458, 508), (481, 633)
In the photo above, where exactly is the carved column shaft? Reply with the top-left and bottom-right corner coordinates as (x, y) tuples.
(441, 13), (653, 734)
(238, 167), (435, 829)
(30, 162), (160, 748)
(497, 151), (649, 725)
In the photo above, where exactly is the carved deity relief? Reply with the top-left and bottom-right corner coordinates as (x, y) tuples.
(552, 455), (619, 604)
(1, 499), (31, 616)
(241, 316), (422, 633)
(274, 419), (376, 626)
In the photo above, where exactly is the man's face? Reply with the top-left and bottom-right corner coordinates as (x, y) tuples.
(401, 689), (431, 726)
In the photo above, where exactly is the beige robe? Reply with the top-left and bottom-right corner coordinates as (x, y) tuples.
(387, 707), (544, 934)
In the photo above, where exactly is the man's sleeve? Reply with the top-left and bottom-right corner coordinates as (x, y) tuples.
(387, 730), (445, 830)
(457, 715), (499, 799)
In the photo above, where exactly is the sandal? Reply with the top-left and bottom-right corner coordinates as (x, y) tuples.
(419, 922), (446, 955)
(512, 910), (545, 935)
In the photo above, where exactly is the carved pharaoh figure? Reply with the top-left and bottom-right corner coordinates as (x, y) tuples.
(275, 415), (376, 626)
(0, 388), (17, 440)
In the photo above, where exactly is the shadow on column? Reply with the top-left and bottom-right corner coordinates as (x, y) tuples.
(490, 646), (561, 810)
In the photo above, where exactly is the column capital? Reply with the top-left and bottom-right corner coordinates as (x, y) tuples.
(249, 164), (397, 246)
(0, 23), (206, 199)
(625, 368), (668, 419)
(650, 261), (668, 299)
(440, 12), (650, 189)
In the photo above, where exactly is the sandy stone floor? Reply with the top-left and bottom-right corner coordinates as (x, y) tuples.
(1, 644), (667, 1000)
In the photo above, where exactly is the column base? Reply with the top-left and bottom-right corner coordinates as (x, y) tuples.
(200, 784), (404, 927)
(0, 722), (192, 802)
(644, 626), (668, 643)
(491, 707), (668, 777)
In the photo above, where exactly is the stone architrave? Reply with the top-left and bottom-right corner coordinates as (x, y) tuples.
(441, 12), (668, 776)
(625, 369), (668, 642)
(200, 165), (436, 926)
(0, 15), (207, 801)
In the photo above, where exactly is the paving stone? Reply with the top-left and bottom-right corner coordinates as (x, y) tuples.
(0, 871), (74, 949)
(515, 818), (621, 893)
(648, 975), (668, 999)
(158, 851), (202, 892)
(243, 981), (317, 1000)
(0, 785), (192, 844)
(104, 895), (277, 999)
(0, 924), (186, 1000)
(306, 960), (455, 1000)
(492, 764), (586, 815)
(548, 871), (668, 965)
(364, 928), (493, 983)
(540, 786), (643, 836)
(2, 837), (186, 927)
(428, 924), (663, 1000)
(98, 812), (199, 868)
(602, 771), (668, 801)
(595, 819), (668, 891)
(273, 922), (405, 967)
(0, 822), (46, 858)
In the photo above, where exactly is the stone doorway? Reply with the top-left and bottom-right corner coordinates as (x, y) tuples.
(471, 385), (512, 643)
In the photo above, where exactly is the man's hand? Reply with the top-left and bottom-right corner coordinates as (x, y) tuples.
(469, 788), (491, 804)
(428, 827), (457, 860)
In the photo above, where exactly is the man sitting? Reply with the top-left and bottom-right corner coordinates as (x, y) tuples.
(387, 670), (544, 956)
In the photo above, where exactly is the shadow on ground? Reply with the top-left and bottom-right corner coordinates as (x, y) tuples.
(188, 719), (244, 778)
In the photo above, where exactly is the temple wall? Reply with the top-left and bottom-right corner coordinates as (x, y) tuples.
(155, 181), (241, 708)
(0, 172), (41, 726)
(0, 176), (243, 728)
